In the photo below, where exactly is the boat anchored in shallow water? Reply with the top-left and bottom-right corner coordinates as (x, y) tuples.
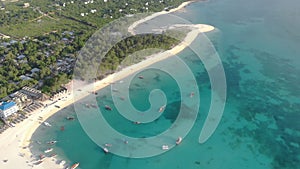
(105, 105), (112, 111)
(70, 162), (79, 169)
(59, 160), (66, 166)
(43, 122), (52, 127)
(44, 148), (53, 153)
(103, 147), (109, 153)
(159, 105), (166, 113)
(66, 116), (75, 120)
(176, 137), (182, 145)
(47, 140), (57, 145)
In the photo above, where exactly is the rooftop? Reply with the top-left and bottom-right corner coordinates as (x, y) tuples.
(0, 102), (16, 111)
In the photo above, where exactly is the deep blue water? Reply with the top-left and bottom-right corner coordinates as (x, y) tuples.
(31, 0), (300, 168)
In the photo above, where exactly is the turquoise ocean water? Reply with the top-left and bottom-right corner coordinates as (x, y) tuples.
(30, 0), (300, 168)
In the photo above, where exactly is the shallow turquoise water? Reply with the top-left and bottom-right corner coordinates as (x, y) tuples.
(31, 0), (300, 168)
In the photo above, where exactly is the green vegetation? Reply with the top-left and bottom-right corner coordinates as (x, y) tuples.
(0, 0), (186, 38)
(0, 0), (187, 99)
(99, 33), (179, 76)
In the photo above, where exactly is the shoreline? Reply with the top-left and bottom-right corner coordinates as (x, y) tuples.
(0, 1), (214, 169)
(128, 0), (195, 35)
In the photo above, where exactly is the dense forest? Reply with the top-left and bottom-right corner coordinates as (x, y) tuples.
(99, 33), (179, 78)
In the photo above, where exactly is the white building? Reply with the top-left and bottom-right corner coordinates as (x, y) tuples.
(0, 102), (19, 119)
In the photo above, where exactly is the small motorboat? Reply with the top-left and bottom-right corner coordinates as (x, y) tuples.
(70, 162), (79, 169)
(47, 140), (57, 145)
(133, 121), (141, 124)
(105, 105), (112, 111)
(190, 92), (195, 98)
(43, 122), (52, 127)
(44, 148), (53, 153)
(176, 137), (182, 145)
(162, 145), (169, 150)
(159, 105), (166, 113)
(66, 116), (75, 120)
(103, 147), (109, 153)
(59, 160), (66, 166)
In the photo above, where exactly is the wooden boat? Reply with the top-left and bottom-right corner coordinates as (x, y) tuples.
(35, 160), (43, 165)
(39, 154), (45, 160)
(105, 105), (112, 111)
(70, 162), (79, 169)
(176, 137), (182, 145)
(61, 126), (65, 131)
(138, 76), (144, 79)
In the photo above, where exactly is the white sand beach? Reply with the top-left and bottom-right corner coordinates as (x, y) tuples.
(0, 1), (214, 169)
(128, 1), (195, 35)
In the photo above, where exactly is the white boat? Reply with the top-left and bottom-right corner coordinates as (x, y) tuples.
(59, 160), (66, 166)
(103, 147), (109, 153)
(162, 145), (169, 150)
(43, 122), (52, 127)
(176, 137), (182, 145)
(159, 105), (166, 113)
(44, 148), (53, 153)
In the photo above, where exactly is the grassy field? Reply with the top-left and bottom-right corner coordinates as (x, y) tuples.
(0, 16), (93, 38)
(0, 0), (187, 38)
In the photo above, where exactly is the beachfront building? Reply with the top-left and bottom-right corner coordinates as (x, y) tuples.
(51, 87), (69, 100)
(9, 91), (31, 110)
(0, 102), (19, 119)
(20, 86), (43, 100)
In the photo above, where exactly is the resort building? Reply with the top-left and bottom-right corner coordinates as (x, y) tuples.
(20, 86), (43, 100)
(9, 91), (31, 109)
(0, 102), (19, 119)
